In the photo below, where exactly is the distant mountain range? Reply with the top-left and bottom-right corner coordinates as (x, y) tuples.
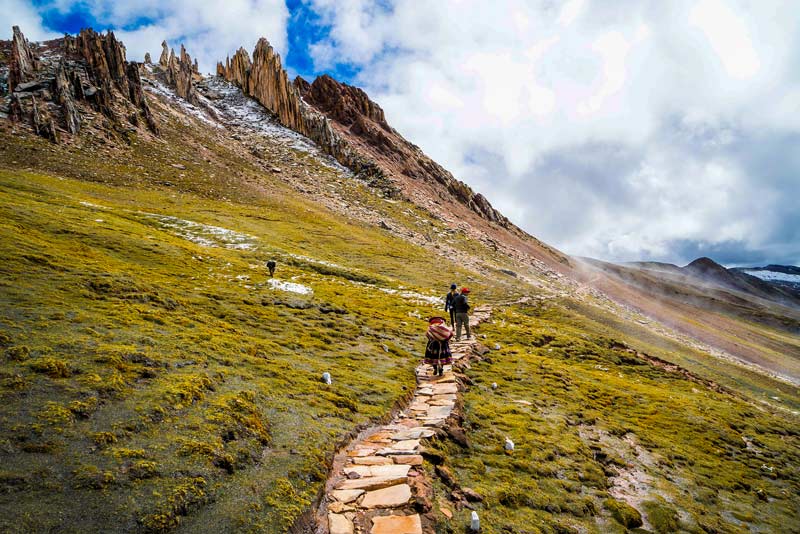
(626, 257), (800, 304)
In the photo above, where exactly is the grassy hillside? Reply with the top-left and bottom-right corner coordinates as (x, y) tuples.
(429, 301), (800, 533)
(0, 167), (490, 533)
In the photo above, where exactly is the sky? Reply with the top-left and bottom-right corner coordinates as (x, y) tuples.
(3, 0), (799, 267)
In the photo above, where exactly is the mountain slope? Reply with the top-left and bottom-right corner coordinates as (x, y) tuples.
(576, 257), (800, 385)
(732, 264), (800, 296)
(1, 27), (798, 534)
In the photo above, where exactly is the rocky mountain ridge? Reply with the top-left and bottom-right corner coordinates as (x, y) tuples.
(627, 256), (800, 306)
(2, 27), (158, 142)
(1, 27), (516, 244)
(217, 38), (513, 229)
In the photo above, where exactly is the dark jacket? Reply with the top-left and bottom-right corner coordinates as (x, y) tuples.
(453, 293), (470, 313)
(445, 291), (458, 311)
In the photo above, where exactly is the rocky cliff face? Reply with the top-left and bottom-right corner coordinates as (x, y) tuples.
(297, 73), (512, 227)
(1, 26), (158, 142)
(217, 40), (511, 227)
(217, 40), (394, 194)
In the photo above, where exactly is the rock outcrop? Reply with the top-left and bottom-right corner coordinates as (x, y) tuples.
(151, 42), (198, 105)
(4, 26), (158, 141)
(8, 26), (38, 91)
(217, 40), (391, 193)
(54, 60), (80, 134)
(299, 74), (512, 227)
(300, 74), (386, 127)
(217, 38), (511, 226)
(167, 45), (198, 104)
(159, 41), (169, 67)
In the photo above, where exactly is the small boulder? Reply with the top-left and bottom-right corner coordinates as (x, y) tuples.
(435, 465), (457, 488)
(462, 487), (484, 502)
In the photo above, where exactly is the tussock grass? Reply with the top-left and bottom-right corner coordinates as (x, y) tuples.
(0, 166), (479, 532)
(429, 302), (799, 533)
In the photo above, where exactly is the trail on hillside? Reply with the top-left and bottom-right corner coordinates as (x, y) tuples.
(316, 306), (492, 534)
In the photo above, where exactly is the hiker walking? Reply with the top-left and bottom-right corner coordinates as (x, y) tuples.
(454, 287), (471, 341)
(444, 284), (459, 325)
(266, 260), (276, 277)
(424, 317), (453, 377)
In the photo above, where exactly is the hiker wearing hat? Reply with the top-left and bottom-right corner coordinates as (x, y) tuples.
(453, 287), (471, 341)
(424, 317), (453, 376)
(444, 284), (459, 326)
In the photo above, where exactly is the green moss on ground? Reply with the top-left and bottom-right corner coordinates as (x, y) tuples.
(0, 166), (489, 533)
(428, 302), (800, 533)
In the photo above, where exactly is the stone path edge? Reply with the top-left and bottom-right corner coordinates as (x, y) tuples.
(304, 306), (492, 534)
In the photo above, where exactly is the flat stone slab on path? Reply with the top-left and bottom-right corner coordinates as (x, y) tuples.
(331, 489), (364, 503)
(391, 428), (435, 440)
(370, 513), (422, 534)
(336, 474), (408, 491)
(425, 405), (453, 419)
(328, 512), (354, 534)
(348, 447), (379, 457)
(389, 439), (420, 450)
(344, 464), (411, 479)
(351, 456), (393, 465)
(360, 483), (412, 508)
(431, 383), (459, 395)
(392, 454), (423, 465)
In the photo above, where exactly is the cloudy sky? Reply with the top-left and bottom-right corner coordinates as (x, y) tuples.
(3, 1), (799, 266)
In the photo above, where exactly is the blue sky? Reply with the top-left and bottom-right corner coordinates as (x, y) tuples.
(3, 1), (799, 267)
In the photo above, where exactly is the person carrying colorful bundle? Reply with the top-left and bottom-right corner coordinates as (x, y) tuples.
(424, 316), (453, 377)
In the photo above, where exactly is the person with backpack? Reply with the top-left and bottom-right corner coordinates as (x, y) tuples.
(424, 316), (453, 377)
(453, 287), (471, 341)
(444, 284), (459, 325)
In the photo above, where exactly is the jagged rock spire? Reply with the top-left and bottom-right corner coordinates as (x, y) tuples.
(9, 26), (39, 90)
(156, 43), (198, 104)
(159, 40), (169, 67)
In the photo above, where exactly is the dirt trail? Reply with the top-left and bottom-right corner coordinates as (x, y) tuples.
(318, 306), (492, 534)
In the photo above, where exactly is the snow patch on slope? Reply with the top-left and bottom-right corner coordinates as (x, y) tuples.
(140, 212), (257, 250)
(200, 77), (352, 175)
(268, 279), (313, 295)
(743, 270), (800, 283)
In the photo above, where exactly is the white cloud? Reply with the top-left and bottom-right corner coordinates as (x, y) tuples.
(306, 0), (800, 264)
(0, 0), (60, 41)
(689, 0), (760, 80)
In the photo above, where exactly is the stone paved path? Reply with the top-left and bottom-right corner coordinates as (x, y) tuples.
(323, 306), (492, 534)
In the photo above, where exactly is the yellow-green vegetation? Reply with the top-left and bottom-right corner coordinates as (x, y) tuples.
(0, 166), (489, 533)
(1, 87), (798, 534)
(429, 301), (799, 533)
